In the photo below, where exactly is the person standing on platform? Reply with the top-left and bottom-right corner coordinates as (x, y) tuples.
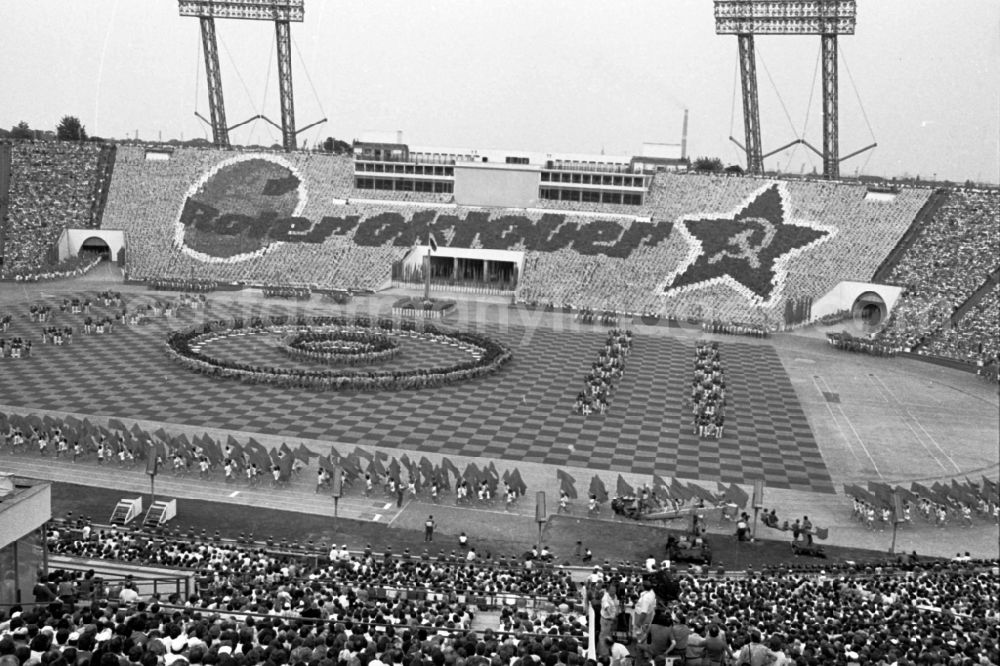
(424, 515), (435, 542)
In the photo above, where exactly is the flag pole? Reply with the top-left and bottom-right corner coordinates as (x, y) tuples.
(424, 236), (432, 301)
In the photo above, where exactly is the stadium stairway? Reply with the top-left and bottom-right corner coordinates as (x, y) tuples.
(90, 144), (118, 228)
(947, 267), (1000, 325)
(871, 188), (948, 283)
(909, 267), (1000, 354)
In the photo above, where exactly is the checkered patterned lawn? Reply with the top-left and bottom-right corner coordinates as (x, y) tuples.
(0, 292), (832, 493)
(201, 329), (476, 373)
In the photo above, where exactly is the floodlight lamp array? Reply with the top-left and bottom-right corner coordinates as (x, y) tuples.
(714, 0), (855, 35)
(178, 0), (304, 23)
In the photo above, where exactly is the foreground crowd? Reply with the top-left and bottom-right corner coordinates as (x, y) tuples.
(591, 560), (999, 666)
(8, 522), (998, 666)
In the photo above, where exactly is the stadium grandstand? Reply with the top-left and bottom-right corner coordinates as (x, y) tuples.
(92, 144), (936, 323)
(1, 1), (998, 663)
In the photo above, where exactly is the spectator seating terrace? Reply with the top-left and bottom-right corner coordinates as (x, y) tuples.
(876, 189), (1000, 357)
(921, 283), (1000, 364)
(46, 528), (579, 605)
(89, 146), (937, 324)
(15, 529), (1000, 666)
(1, 141), (109, 275)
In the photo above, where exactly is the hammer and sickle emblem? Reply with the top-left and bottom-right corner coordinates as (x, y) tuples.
(706, 217), (777, 269)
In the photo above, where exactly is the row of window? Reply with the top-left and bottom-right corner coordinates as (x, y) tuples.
(540, 171), (646, 188)
(545, 160), (638, 174)
(355, 178), (454, 193)
(356, 162), (455, 177)
(539, 188), (643, 206)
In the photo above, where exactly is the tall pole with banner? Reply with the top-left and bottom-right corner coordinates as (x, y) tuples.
(145, 442), (159, 507)
(331, 466), (343, 527)
(751, 479), (764, 542)
(535, 491), (547, 553)
(424, 234), (438, 301)
(889, 490), (904, 554)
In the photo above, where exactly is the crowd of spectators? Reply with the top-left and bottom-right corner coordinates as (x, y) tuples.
(4, 251), (104, 282)
(95, 145), (937, 327)
(876, 189), (1000, 361)
(1, 141), (108, 276)
(921, 284), (999, 367)
(691, 343), (726, 439)
(0, 590), (589, 666)
(518, 176), (931, 326)
(45, 528), (578, 606)
(101, 147), (402, 292)
(588, 560), (999, 666)
(8, 522), (999, 666)
(573, 330), (632, 415)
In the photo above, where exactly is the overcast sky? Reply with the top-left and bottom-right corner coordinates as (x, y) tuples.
(2, 0), (997, 182)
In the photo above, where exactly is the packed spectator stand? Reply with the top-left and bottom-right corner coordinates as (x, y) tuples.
(876, 188), (1000, 365)
(1, 141), (111, 278)
(921, 284), (1000, 367)
(94, 146), (934, 326)
(7, 519), (998, 666)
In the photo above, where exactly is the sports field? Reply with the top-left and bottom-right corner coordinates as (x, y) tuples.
(1, 271), (998, 560)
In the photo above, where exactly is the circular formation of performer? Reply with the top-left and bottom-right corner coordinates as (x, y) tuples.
(279, 329), (400, 366)
(165, 316), (511, 391)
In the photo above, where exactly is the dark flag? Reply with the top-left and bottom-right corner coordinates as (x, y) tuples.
(294, 443), (316, 465)
(387, 457), (401, 480)
(370, 454), (387, 479)
(508, 468), (527, 496)
(616, 474), (634, 497)
(724, 483), (750, 509)
(589, 475), (608, 503)
(670, 477), (693, 502)
(556, 469), (578, 499)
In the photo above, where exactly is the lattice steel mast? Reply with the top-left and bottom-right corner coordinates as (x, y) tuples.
(197, 15), (229, 148)
(715, 0), (871, 179)
(180, 0), (320, 151)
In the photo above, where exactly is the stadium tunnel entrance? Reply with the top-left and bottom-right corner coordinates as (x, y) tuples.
(80, 237), (111, 260)
(57, 229), (125, 265)
(852, 291), (887, 326)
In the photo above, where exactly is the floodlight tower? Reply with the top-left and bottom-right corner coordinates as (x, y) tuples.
(714, 0), (870, 179)
(179, 0), (309, 151)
